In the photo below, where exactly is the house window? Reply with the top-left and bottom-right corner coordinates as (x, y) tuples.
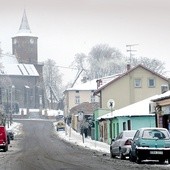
(123, 122), (126, 130)
(134, 78), (141, 88)
(127, 120), (131, 130)
(75, 96), (80, 104)
(117, 123), (119, 136)
(148, 78), (155, 88)
(75, 90), (79, 93)
(91, 95), (95, 103)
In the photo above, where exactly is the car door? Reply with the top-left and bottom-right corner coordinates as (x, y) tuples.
(131, 130), (140, 156)
(112, 132), (123, 155)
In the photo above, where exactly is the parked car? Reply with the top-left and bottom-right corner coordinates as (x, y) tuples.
(110, 130), (136, 159)
(56, 121), (65, 131)
(7, 130), (14, 140)
(129, 127), (170, 164)
(0, 126), (8, 152)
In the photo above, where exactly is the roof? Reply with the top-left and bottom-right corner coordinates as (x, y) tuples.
(94, 64), (168, 95)
(66, 79), (98, 91)
(0, 53), (18, 64)
(70, 102), (99, 115)
(97, 95), (158, 120)
(0, 53), (39, 76)
(0, 63), (39, 76)
(65, 73), (121, 92)
(13, 10), (37, 38)
(151, 90), (170, 102)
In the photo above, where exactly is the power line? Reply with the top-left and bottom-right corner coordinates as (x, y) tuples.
(56, 65), (77, 70)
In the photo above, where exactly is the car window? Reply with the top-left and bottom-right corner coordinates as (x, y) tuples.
(142, 129), (169, 139)
(124, 131), (136, 138)
(115, 132), (122, 140)
(133, 130), (139, 140)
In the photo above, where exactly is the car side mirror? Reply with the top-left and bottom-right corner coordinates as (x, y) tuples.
(111, 138), (115, 142)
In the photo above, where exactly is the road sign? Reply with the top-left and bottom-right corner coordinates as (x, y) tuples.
(107, 99), (115, 110)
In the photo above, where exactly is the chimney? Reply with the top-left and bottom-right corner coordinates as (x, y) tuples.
(96, 79), (102, 89)
(127, 64), (131, 71)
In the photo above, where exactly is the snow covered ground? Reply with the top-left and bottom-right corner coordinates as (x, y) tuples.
(53, 122), (110, 154)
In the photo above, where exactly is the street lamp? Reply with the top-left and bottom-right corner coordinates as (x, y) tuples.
(25, 86), (30, 115)
(10, 85), (15, 125)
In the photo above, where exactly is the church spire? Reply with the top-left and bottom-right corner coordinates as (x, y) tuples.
(18, 9), (31, 33)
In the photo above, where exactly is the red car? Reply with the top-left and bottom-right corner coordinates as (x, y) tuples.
(0, 126), (8, 152)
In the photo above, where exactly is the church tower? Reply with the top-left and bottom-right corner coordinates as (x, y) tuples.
(12, 10), (38, 64)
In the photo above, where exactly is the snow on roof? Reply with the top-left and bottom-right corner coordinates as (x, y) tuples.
(67, 79), (98, 91)
(151, 90), (170, 101)
(0, 53), (18, 64)
(0, 63), (39, 76)
(98, 73), (122, 88)
(13, 32), (37, 37)
(12, 10), (37, 38)
(66, 73), (122, 91)
(46, 109), (64, 116)
(97, 95), (158, 120)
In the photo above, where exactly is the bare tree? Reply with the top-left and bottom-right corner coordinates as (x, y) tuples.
(43, 59), (63, 109)
(72, 43), (166, 80)
(130, 56), (165, 74)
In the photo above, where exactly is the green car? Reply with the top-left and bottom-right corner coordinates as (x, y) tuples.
(129, 127), (170, 164)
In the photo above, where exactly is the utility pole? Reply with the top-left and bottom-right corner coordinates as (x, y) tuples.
(126, 44), (138, 65)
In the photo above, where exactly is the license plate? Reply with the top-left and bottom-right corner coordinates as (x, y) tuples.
(150, 151), (163, 155)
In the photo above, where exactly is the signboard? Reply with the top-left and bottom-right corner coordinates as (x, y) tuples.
(107, 99), (115, 110)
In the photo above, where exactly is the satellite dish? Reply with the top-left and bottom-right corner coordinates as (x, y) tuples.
(107, 99), (115, 110)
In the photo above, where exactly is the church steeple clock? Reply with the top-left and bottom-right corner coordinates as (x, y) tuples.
(12, 10), (38, 64)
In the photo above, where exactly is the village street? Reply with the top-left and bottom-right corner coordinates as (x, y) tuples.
(0, 119), (169, 170)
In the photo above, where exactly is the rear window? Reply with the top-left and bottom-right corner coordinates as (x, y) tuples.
(124, 131), (136, 137)
(142, 129), (169, 139)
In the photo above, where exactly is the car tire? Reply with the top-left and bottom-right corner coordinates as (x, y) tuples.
(168, 158), (170, 164)
(129, 151), (136, 162)
(119, 151), (125, 160)
(110, 148), (115, 158)
(159, 159), (165, 164)
(136, 155), (141, 164)
(3, 145), (8, 152)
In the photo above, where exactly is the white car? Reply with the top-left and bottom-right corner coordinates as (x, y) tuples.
(110, 130), (136, 159)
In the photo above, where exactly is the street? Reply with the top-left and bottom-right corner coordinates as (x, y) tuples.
(0, 119), (169, 170)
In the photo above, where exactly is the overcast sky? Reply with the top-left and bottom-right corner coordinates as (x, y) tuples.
(1, 0), (170, 84)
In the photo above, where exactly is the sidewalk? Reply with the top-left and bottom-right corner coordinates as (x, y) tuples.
(53, 122), (110, 154)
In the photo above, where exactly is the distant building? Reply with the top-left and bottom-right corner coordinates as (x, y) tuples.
(0, 10), (45, 116)
(63, 79), (100, 118)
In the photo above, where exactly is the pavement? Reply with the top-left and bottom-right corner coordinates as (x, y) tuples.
(53, 121), (110, 154)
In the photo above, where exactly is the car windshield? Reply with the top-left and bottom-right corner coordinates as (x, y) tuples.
(142, 129), (170, 139)
(124, 131), (136, 137)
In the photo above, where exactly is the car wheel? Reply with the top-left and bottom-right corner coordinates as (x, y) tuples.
(3, 145), (8, 152)
(168, 158), (170, 164)
(159, 159), (165, 164)
(119, 151), (125, 160)
(129, 151), (136, 162)
(136, 155), (141, 164)
(110, 148), (115, 158)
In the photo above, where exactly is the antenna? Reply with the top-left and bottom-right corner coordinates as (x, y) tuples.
(126, 44), (138, 64)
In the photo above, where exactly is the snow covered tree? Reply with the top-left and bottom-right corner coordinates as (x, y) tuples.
(43, 59), (63, 109)
(130, 56), (165, 75)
